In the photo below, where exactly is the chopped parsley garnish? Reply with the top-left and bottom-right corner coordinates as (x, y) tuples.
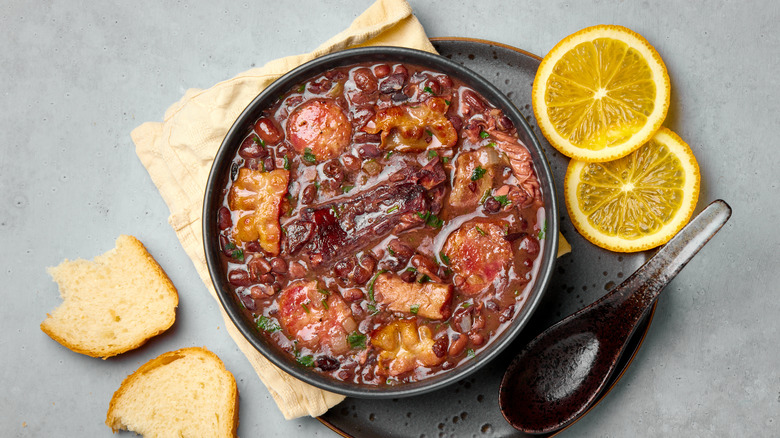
(223, 242), (244, 262)
(367, 303), (380, 315)
(342, 185), (355, 193)
(317, 288), (330, 296)
(303, 147), (317, 164)
(256, 315), (280, 333)
(427, 149), (438, 160)
(467, 349), (476, 358)
(296, 354), (314, 367)
(493, 195), (511, 207)
(297, 84), (306, 93)
(252, 135), (266, 147)
(439, 251), (451, 265)
(417, 274), (430, 284)
(416, 211), (444, 228)
(444, 99), (451, 105)
(283, 155), (290, 170)
(423, 86), (435, 94)
(487, 142), (496, 148)
(537, 219), (547, 240)
(442, 156), (450, 164)
(387, 246), (396, 256)
(480, 189), (491, 204)
(425, 129), (433, 137)
(321, 299), (329, 310)
(410, 304), (420, 315)
(387, 205), (399, 213)
(475, 226), (487, 236)
(460, 302), (472, 309)
(348, 331), (367, 349)
(301, 303), (310, 313)
(329, 205), (340, 218)
(514, 289), (521, 296)
(479, 131), (490, 139)
(471, 166), (487, 181)
(404, 267), (418, 273)
(367, 270), (388, 302)
(385, 150), (394, 159)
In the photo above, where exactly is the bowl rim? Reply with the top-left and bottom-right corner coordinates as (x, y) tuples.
(202, 46), (558, 398)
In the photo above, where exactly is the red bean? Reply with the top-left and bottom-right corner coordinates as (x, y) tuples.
(228, 269), (252, 286)
(341, 154), (361, 171)
(448, 334), (467, 356)
(334, 258), (355, 278)
(262, 155), (276, 172)
(254, 117), (283, 145)
(270, 257), (288, 274)
(461, 89), (487, 114)
(248, 257), (271, 278)
(238, 135), (267, 159)
(469, 333), (485, 346)
(400, 270), (416, 283)
(353, 68), (377, 93)
(357, 144), (381, 159)
(523, 236), (540, 256)
(301, 185), (317, 205)
(352, 266), (371, 285)
(341, 288), (364, 302)
(432, 336), (449, 358)
(373, 64), (391, 78)
(436, 75), (454, 90)
(217, 207), (232, 230)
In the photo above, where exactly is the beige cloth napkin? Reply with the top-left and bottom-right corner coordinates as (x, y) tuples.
(132, 0), (570, 420)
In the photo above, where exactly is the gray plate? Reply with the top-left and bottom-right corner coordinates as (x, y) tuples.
(318, 38), (652, 438)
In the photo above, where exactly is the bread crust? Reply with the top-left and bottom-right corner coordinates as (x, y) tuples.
(106, 347), (239, 437)
(40, 235), (179, 359)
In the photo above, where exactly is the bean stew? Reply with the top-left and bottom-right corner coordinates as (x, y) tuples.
(214, 61), (547, 386)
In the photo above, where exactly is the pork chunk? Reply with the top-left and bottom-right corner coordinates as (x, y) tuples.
(442, 220), (513, 295)
(371, 320), (444, 376)
(373, 273), (453, 320)
(228, 168), (290, 255)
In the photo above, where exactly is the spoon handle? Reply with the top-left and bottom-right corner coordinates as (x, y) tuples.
(615, 199), (732, 311)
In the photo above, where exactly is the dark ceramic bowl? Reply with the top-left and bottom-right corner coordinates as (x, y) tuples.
(203, 46), (558, 398)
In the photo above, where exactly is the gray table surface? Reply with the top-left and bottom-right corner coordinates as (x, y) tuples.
(2, 1), (778, 437)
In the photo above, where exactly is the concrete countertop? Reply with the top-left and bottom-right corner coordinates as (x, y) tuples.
(2, 1), (777, 436)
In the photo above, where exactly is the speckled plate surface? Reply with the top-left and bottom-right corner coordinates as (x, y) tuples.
(317, 38), (655, 438)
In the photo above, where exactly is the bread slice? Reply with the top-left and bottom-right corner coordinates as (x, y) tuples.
(106, 347), (239, 437)
(41, 235), (178, 359)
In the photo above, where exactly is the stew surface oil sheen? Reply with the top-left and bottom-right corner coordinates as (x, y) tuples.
(216, 62), (546, 385)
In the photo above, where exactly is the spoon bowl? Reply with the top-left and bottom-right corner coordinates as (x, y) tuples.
(499, 200), (731, 434)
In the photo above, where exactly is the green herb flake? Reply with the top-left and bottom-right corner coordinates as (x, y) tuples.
(514, 289), (520, 296)
(410, 304), (420, 315)
(467, 349), (476, 358)
(387, 246), (396, 256)
(367, 270), (388, 302)
(387, 205), (399, 214)
(252, 135), (266, 147)
(303, 147), (317, 164)
(425, 129), (433, 137)
(318, 288), (330, 296)
(231, 248), (245, 262)
(367, 303), (380, 315)
(348, 331), (367, 349)
(423, 86), (435, 94)
(475, 225), (487, 236)
(461, 302), (472, 309)
(342, 185), (355, 193)
(283, 155), (290, 170)
(494, 195), (511, 207)
(404, 267), (418, 273)
(427, 149), (438, 160)
(471, 166), (487, 181)
(321, 299), (329, 310)
(537, 219), (547, 240)
(329, 205), (340, 218)
(301, 303), (310, 313)
(297, 84), (306, 93)
(417, 274), (431, 284)
(256, 315), (280, 333)
(297, 354), (314, 367)
(444, 99), (451, 105)
(442, 157), (450, 164)
(479, 189), (491, 204)
(385, 150), (395, 159)
(439, 251), (451, 265)
(487, 142), (497, 148)
(479, 131), (490, 139)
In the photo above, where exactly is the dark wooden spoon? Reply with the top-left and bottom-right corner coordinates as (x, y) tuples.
(499, 199), (731, 434)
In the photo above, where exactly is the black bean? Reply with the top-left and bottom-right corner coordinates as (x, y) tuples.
(316, 356), (340, 371)
(483, 197), (501, 213)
